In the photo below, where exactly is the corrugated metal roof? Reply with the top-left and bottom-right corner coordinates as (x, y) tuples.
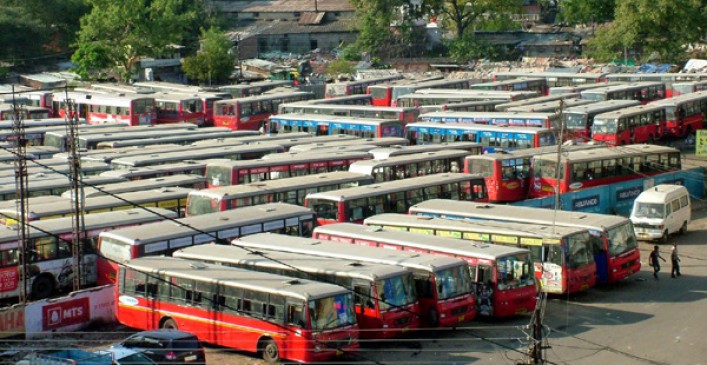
(255, 18), (357, 34)
(299, 12), (325, 25)
(242, 0), (354, 12)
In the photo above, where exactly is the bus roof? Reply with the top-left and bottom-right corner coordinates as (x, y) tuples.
(110, 144), (284, 167)
(99, 160), (208, 179)
(0, 208), (177, 242)
(0, 187), (193, 218)
(235, 232), (468, 272)
(191, 172), (373, 199)
(580, 82), (666, 95)
(214, 90), (313, 105)
(99, 203), (314, 244)
(591, 103), (666, 120)
(0, 175), (126, 195)
(409, 199), (632, 231)
(174, 243), (410, 282)
(76, 174), (206, 198)
(493, 71), (608, 80)
(562, 99), (641, 114)
(548, 82), (625, 95)
(419, 111), (557, 121)
(412, 89), (540, 99)
(305, 173), (482, 201)
(464, 143), (605, 161)
(363, 213), (588, 240)
(406, 122), (556, 134)
(349, 150), (470, 170)
(270, 113), (400, 125)
(494, 93), (580, 111)
(533, 144), (679, 163)
(505, 98), (596, 113)
(370, 142), (481, 159)
(205, 150), (371, 169)
(125, 256), (349, 301)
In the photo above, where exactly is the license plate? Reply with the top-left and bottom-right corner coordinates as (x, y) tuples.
(458, 315), (465, 322)
(402, 326), (409, 333)
(185, 355), (197, 362)
(336, 349), (344, 356)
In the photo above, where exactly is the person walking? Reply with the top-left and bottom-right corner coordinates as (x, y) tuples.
(671, 243), (681, 278)
(649, 245), (666, 280)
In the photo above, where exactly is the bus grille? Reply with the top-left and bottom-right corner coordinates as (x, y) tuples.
(451, 306), (469, 316)
(324, 336), (353, 349)
(394, 316), (412, 326)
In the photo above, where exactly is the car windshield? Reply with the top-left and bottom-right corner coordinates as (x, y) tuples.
(435, 265), (471, 300)
(633, 202), (665, 219)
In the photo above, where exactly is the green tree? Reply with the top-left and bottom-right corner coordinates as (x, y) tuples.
(73, 0), (206, 82)
(182, 28), (234, 85)
(0, 5), (45, 64)
(557, 0), (615, 25)
(585, 0), (705, 63)
(427, 0), (522, 39)
(347, 0), (406, 57)
(325, 59), (355, 77)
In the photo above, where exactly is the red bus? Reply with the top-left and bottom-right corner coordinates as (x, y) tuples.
(591, 104), (666, 145)
(464, 144), (605, 203)
(278, 103), (419, 124)
(650, 90), (707, 137)
(212, 91), (314, 131)
(408, 199), (641, 285)
(580, 82), (667, 105)
(320, 221), (537, 316)
(73, 92), (157, 126)
(562, 100), (641, 142)
(152, 93), (206, 126)
(236, 232), (478, 327)
(187, 172), (373, 215)
(117, 256), (358, 363)
(324, 74), (403, 98)
(368, 78), (474, 107)
(471, 78), (548, 95)
(493, 72), (607, 87)
(204, 150), (372, 187)
(174, 243), (419, 339)
(529, 144), (681, 198)
(365, 213), (596, 295)
(606, 73), (707, 97)
(671, 80), (707, 96)
(304, 173), (487, 225)
(96, 203), (317, 286)
(0, 208), (175, 301)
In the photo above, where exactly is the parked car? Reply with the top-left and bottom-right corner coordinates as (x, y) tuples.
(16, 347), (156, 365)
(113, 329), (206, 364)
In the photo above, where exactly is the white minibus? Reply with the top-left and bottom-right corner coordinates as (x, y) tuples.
(631, 184), (691, 242)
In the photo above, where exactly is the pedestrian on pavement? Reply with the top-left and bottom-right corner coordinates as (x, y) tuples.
(649, 245), (666, 280)
(671, 243), (681, 278)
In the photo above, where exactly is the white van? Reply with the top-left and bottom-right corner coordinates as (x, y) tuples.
(630, 184), (691, 242)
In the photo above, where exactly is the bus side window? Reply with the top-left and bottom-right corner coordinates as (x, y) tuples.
(287, 302), (306, 328)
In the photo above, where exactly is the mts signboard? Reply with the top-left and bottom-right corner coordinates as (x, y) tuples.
(42, 297), (90, 331)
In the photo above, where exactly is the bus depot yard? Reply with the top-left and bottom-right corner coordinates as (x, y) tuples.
(0, 72), (706, 364)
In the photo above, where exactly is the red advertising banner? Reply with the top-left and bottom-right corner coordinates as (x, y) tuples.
(0, 267), (19, 292)
(42, 297), (90, 331)
(0, 306), (25, 338)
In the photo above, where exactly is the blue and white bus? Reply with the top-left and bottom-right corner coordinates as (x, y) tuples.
(418, 111), (558, 128)
(268, 114), (405, 138)
(405, 122), (557, 153)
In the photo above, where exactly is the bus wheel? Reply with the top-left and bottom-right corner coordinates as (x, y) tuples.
(679, 221), (688, 235)
(161, 318), (178, 330)
(260, 338), (280, 363)
(648, 135), (655, 144)
(31, 275), (54, 300)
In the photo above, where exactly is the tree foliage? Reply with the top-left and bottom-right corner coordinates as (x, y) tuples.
(325, 59), (356, 77)
(585, 0), (706, 63)
(182, 28), (234, 85)
(427, 0), (522, 38)
(73, 0), (207, 82)
(347, 0), (407, 57)
(0, 0), (88, 66)
(557, 0), (615, 25)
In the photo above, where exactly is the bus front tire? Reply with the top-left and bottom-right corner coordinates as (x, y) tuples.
(429, 309), (439, 327)
(260, 338), (280, 363)
(161, 318), (178, 330)
(31, 275), (54, 300)
(679, 221), (688, 235)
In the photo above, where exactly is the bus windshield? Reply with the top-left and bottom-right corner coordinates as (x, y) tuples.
(563, 113), (587, 130)
(436, 265), (471, 300)
(496, 252), (533, 290)
(607, 222), (638, 256)
(376, 274), (416, 310)
(592, 119), (617, 134)
(188, 196), (219, 216)
(309, 294), (356, 331)
(467, 160), (492, 177)
(207, 166), (233, 186)
(532, 159), (559, 179)
(582, 93), (606, 102)
(567, 232), (596, 269)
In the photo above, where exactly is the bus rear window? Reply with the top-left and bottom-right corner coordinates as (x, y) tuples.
(99, 237), (133, 262)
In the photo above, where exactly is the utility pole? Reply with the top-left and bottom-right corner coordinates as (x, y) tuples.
(64, 87), (86, 293)
(12, 85), (30, 304)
